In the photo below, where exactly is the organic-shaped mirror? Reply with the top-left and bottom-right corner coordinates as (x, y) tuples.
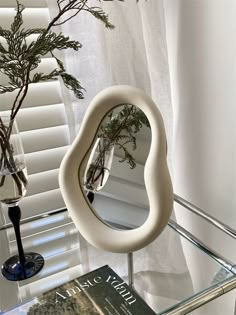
(82, 104), (152, 229)
(59, 85), (173, 253)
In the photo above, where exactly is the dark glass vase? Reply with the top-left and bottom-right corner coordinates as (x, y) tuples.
(0, 116), (44, 281)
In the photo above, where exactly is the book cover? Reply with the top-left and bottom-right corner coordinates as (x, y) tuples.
(3, 265), (156, 315)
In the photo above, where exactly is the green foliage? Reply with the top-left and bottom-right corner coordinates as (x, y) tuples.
(84, 6), (115, 29)
(0, 0), (147, 174)
(0, 0), (129, 109)
(61, 72), (85, 99)
(99, 105), (150, 169)
(0, 2), (84, 100)
(0, 0), (143, 114)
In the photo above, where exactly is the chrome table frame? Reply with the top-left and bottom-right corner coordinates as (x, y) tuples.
(127, 195), (236, 314)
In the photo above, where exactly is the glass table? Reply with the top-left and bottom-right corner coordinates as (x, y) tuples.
(0, 196), (235, 314)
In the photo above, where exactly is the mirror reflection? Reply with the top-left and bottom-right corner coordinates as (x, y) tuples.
(81, 104), (152, 229)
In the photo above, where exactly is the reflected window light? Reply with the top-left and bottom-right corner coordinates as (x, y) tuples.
(43, 247), (66, 258)
(40, 262), (68, 276)
(30, 214), (66, 228)
(70, 243), (81, 250)
(69, 227), (79, 234)
(39, 276), (70, 291)
(33, 232), (65, 245)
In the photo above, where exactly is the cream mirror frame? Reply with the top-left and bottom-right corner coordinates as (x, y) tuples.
(59, 85), (173, 253)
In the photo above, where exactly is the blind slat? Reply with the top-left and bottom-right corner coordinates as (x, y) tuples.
(0, 8), (49, 29)
(0, 1), (47, 8)
(25, 146), (69, 175)
(26, 169), (60, 197)
(20, 189), (65, 219)
(21, 125), (70, 154)
(0, 82), (62, 110)
(14, 103), (67, 132)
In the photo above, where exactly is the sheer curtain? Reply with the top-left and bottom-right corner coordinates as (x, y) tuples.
(50, 0), (173, 147)
(164, 1), (236, 314)
(48, 0), (191, 312)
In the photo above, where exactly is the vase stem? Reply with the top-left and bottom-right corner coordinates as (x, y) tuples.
(8, 206), (26, 267)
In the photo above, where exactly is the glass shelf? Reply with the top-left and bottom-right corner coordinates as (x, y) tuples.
(0, 203), (235, 314)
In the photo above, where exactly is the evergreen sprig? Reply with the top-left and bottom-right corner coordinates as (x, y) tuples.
(83, 6), (115, 29)
(0, 0), (145, 196)
(99, 105), (150, 169)
(0, 8), (84, 104)
(0, 0), (130, 196)
(0, 0), (126, 121)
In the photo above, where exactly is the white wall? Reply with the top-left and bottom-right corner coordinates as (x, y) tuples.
(164, 1), (236, 313)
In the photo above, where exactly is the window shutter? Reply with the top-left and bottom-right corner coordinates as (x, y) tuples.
(0, 1), (69, 222)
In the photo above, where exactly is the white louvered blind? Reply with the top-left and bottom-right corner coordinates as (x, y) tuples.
(0, 0), (70, 221)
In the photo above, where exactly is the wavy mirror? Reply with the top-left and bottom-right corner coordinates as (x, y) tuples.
(59, 85), (173, 253)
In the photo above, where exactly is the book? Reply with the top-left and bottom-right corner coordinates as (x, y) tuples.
(3, 265), (156, 315)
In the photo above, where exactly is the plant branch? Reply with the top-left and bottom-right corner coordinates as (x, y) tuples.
(0, 0), (145, 196)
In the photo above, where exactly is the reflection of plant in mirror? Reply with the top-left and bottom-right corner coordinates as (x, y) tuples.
(99, 105), (150, 169)
(84, 105), (150, 192)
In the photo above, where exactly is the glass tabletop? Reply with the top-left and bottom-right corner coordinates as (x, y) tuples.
(0, 206), (235, 315)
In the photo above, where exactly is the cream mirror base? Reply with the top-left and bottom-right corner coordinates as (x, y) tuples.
(59, 85), (173, 253)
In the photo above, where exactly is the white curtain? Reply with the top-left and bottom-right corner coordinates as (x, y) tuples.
(48, 1), (192, 313)
(51, 0), (173, 148)
(164, 1), (236, 314)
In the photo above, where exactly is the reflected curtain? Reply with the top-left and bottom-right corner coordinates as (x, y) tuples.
(48, 0), (192, 311)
